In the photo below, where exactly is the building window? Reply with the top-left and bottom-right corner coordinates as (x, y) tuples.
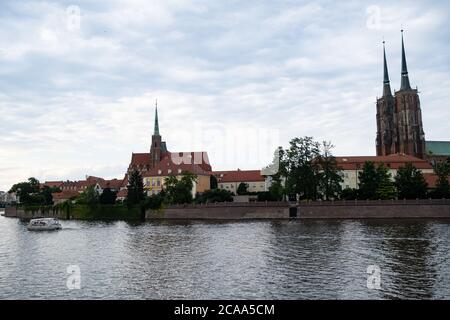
(168, 169), (172, 174)
(157, 179), (161, 187)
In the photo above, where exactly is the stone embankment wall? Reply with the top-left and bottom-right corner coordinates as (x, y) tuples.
(5, 200), (450, 220)
(147, 200), (450, 220)
(297, 199), (450, 219)
(4, 207), (63, 219)
(147, 202), (290, 219)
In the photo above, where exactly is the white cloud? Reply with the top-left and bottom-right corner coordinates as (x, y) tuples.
(0, 0), (449, 191)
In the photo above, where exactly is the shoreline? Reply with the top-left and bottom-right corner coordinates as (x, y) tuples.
(3, 199), (450, 220)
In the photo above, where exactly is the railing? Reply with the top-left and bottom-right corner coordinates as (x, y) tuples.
(167, 201), (290, 209)
(166, 199), (450, 209)
(297, 199), (450, 206)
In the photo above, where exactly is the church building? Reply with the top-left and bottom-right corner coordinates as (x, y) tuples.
(376, 31), (450, 162)
(376, 31), (426, 159)
(126, 105), (212, 196)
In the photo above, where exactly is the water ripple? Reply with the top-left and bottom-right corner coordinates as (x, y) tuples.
(1, 214), (450, 299)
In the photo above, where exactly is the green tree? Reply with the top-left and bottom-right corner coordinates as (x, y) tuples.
(375, 164), (397, 200)
(41, 186), (54, 205)
(263, 147), (286, 201)
(142, 193), (165, 210)
(358, 162), (396, 200)
(196, 189), (233, 203)
(127, 170), (145, 206)
(317, 141), (343, 200)
(283, 137), (321, 200)
(77, 185), (99, 207)
(341, 187), (358, 200)
(395, 163), (428, 199)
(9, 177), (42, 205)
(237, 182), (249, 195)
(268, 178), (284, 201)
(358, 162), (379, 199)
(164, 172), (198, 204)
(432, 160), (450, 198)
(99, 188), (117, 204)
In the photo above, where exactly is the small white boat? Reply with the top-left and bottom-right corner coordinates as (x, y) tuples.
(27, 218), (62, 231)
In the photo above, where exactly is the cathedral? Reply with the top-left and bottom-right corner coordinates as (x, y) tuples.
(127, 106), (212, 176)
(376, 31), (426, 159)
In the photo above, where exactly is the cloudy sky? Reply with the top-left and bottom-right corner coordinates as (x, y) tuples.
(0, 0), (449, 191)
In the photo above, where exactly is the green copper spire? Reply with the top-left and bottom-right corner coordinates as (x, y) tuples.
(153, 101), (160, 136)
(382, 41), (392, 97)
(400, 30), (412, 91)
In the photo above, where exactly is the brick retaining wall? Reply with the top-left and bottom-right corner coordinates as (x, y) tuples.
(148, 200), (450, 220)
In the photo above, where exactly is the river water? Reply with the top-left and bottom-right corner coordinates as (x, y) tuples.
(1, 211), (450, 299)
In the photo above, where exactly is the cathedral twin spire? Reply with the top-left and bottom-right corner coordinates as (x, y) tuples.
(400, 30), (412, 91)
(376, 30), (425, 159)
(154, 100), (160, 136)
(382, 30), (413, 96)
(382, 41), (392, 97)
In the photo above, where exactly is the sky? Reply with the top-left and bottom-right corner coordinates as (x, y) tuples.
(0, 0), (449, 191)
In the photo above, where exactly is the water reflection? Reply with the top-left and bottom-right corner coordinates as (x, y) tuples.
(0, 215), (449, 299)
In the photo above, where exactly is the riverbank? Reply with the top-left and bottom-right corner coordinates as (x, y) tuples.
(3, 204), (142, 220)
(4, 199), (450, 220)
(147, 199), (450, 220)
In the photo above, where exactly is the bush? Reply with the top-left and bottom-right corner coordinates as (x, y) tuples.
(341, 188), (358, 200)
(141, 193), (164, 210)
(196, 189), (234, 203)
(257, 191), (279, 202)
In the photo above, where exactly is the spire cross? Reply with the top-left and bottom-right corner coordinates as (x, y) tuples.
(382, 40), (392, 97)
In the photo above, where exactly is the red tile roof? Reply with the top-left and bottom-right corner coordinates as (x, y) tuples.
(101, 179), (123, 190)
(166, 152), (212, 172)
(143, 160), (210, 177)
(58, 176), (124, 192)
(52, 190), (79, 201)
(130, 153), (152, 166)
(121, 174), (129, 188)
(116, 189), (128, 198)
(213, 170), (265, 183)
(335, 154), (432, 170)
(129, 152), (212, 172)
(423, 174), (450, 188)
(41, 181), (63, 188)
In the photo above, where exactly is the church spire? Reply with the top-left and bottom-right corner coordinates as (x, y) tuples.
(400, 30), (412, 91)
(382, 41), (392, 97)
(153, 100), (160, 136)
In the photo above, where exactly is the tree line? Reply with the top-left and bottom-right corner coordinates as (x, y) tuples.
(8, 136), (450, 207)
(264, 136), (450, 201)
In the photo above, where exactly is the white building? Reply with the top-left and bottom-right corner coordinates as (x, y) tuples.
(335, 154), (434, 190)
